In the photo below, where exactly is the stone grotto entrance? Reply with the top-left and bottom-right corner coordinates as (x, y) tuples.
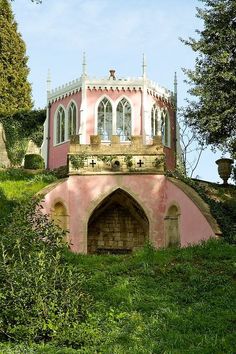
(87, 189), (149, 254)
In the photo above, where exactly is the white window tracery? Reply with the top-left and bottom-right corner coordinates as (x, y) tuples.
(116, 98), (131, 141)
(97, 97), (113, 141)
(56, 106), (65, 144)
(151, 105), (159, 137)
(68, 102), (77, 138)
(161, 110), (171, 147)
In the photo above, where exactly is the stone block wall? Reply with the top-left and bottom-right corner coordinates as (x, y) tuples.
(88, 203), (146, 254)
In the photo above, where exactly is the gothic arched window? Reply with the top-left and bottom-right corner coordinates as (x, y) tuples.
(68, 102), (77, 138)
(97, 98), (112, 140)
(116, 98), (131, 141)
(151, 105), (159, 137)
(56, 106), (65, 144)
(161, 110), (171, 147)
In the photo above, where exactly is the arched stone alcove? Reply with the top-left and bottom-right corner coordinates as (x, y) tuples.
(87, 189), (149, 254)
(52, 202), (69, 242)
(165, 204), (180, 247)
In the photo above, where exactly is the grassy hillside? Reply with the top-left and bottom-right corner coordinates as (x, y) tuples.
(0, 168), (57, 225)
(0, 241), (235, 353)
(0, 169), (235, 353)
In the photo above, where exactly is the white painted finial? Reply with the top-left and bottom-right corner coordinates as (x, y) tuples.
(82, 51), (87, 77)
(142, 53), (147, 79)
(46, 69), (51, 92)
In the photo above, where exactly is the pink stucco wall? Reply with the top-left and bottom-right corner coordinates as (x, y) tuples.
(42, 175), (215, 253)
(48, 92), (82, 169)
(48, 88), (176, 170)
(86, 89), (143, 139)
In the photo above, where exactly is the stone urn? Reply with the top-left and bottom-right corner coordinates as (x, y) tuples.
(215, 158), (234, 184)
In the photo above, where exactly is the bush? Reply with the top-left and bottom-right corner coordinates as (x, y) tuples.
(0, 199), (91, 343)
(24, 154), (45, 170)
(52, 165), (68, 179)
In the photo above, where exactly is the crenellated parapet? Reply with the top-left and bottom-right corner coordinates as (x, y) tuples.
(68, 135), (165, 175)
(47, 76), (174, 106)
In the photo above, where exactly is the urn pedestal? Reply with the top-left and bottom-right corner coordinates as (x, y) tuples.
(216, 158), (234, 185)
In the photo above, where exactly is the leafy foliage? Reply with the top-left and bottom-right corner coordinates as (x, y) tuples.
(1, 116), (28, 166)
(24, 154), (45, 169)
(69, 154), (86, 169)
(168, 170), (236, 244)
(0, 0), (32, 116)
(0, 1), (45, 166)
(182, 0), (236, 156)
(0, 109), (46, 166)
(0, 168), (58, 230)
(0, 199), (91, 343)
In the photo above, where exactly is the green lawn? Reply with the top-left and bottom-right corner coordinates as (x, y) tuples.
(0, 168), (57, 223)
(0, 241), (235, 354)
(0, 169), (235, 353)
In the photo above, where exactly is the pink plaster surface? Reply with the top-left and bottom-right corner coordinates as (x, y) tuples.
(42, 175), (216, 253)
(48, 89), (176, 170)
(165, 180), (214, 246)
(86, 89), (143, 140)
(48, 92), (82, 169)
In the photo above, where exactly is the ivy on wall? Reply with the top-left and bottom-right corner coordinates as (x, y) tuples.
(0, 109), (46, 166)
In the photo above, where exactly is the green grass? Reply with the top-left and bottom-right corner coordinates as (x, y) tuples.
(0, 168), (57, 223)
(0, 169), (235, 353)
(1, 240), (235, 353)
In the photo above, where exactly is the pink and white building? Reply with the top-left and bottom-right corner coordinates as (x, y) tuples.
(41, 56), (220, 254)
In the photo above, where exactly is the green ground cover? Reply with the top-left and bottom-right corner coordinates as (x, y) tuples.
(0, 168), (57, 224)
(0, 240), (235, 354)
(0, 169), (235, 353)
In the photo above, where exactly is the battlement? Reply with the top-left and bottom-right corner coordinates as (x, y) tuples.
(47, 76), (174, 105)
(68, 135), (165, 175)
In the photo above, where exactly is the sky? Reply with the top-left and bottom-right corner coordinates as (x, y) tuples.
(11, 0), (230, 183)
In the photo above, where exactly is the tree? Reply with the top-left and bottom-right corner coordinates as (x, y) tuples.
(182, 0), (236, 158)
(0, 0), (32, 115)
(178, 116), (204, 177)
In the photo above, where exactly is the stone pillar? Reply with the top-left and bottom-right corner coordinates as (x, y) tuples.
(0, 123), (10, 167)
(131, 135), (143, 146)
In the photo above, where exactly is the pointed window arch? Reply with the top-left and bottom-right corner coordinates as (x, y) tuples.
(165, 204), (180, 247)
(116, 98), (131, 141)
(97, 97), (112, 141)
(161, 110), (171, 147)
(56, 106), (65, 144)
(68, 102), (77, 138)
(151, 105), (159, 137)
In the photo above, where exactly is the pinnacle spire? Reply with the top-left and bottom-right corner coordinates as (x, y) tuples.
(142, 53), (147, 79)
(46, 69), (51, 92)
(82, 51), (87, 77)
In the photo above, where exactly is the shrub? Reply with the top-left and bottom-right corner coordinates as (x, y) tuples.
(0, 198), (91, 343)
(24, 154), (45, 170)
(52, 165), (68, 179)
